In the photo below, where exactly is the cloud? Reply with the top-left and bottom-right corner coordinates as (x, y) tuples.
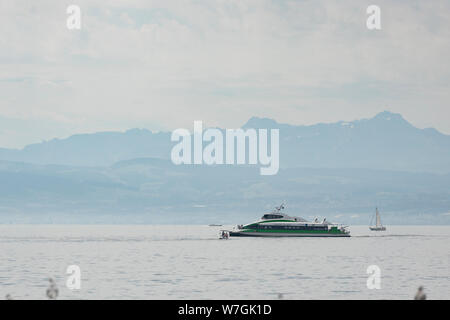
(1, 1), (450, 147)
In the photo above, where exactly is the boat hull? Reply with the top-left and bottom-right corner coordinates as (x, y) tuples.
(369, 227), (386, 231)
(229, 231), (350, 237)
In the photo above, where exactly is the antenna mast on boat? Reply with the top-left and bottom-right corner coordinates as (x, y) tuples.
(273, 203), (286, 213)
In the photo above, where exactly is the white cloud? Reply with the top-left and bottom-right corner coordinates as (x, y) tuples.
(1, 0), (450, 147)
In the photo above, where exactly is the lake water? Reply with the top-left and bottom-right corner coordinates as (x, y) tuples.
(0, 225), (448, 300)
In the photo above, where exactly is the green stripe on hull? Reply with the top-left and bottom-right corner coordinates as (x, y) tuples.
(230, 231), (350, 237)
(241, 228), (346, 234)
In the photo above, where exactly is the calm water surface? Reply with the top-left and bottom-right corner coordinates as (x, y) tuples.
(0, 225), (448, 299)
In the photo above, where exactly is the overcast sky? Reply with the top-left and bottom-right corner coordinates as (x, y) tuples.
(1, 0), (449, 148)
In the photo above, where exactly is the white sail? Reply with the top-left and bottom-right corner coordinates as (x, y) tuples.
(376, 208), (381, 227)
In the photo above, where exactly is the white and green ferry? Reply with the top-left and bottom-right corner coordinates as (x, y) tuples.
(229, 204), (350, 237)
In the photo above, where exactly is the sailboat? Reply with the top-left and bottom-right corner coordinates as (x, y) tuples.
(369, 207), (386, 231)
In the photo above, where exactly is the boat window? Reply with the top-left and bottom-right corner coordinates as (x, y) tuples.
(255, 224), (329, 231)
(262, 214), (284, 219)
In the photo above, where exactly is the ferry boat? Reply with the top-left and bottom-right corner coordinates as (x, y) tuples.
(228, 204), (350, 237)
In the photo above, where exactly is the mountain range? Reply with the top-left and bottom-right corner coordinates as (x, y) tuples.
(0, 111), (449, 224)
(1, 111), (450, 173)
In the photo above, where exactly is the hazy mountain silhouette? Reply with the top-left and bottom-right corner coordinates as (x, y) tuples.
(1, 111), (450, 223)
(243, 111), (450, 172)
(1, 111), (449, 173)
(1, 158), (449, 224)
(0, 129), (171, 167)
